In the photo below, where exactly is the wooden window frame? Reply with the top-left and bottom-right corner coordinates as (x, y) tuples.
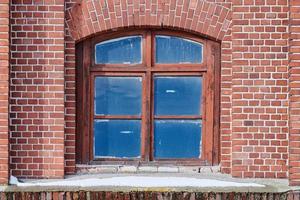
(76, 29), (221, 166)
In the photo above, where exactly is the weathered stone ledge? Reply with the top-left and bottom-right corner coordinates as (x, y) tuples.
(0, 191), (299, 200)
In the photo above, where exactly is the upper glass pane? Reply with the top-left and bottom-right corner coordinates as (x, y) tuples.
(155, 35), (203, 64)
(95, 36), (142, 64)
(154, 76), (202, 116)
(94, 76), (142, 115)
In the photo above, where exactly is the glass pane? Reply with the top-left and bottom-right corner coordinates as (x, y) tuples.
(154, 120), (202, 159)
(94, 76), (142, 115)
(95, 36), (142, 64)
(156, 35), (203, 64)
(154, 76), (202, 116)
(94, 120), (141, 158)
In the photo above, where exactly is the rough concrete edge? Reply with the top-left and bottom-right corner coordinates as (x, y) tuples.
(1, 185), (299, 193)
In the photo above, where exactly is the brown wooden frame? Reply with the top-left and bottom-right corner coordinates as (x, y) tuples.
(76, 29), (221, 166)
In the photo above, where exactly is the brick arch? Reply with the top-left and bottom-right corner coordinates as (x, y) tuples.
(66, 0), (231, 41)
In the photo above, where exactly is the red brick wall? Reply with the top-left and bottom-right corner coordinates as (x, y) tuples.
(64, 0), (77, 176)
(9, 0), (65, 178)
(64, 0), (233, 175)
(0, 0), (10, 185)
(219, 3), (232, 175)
(289, 0), (300, 186)
(231, 0), (289, 178)
(8, 0), (300, 186)
(64, 0), (291, 180)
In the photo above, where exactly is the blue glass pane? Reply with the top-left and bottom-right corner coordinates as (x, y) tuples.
(95, 76), (142, 115)
(95, 36), (142, 64)
(156, 35), (203, 64)
(154, 120), (202, 159)
(154, 76), (202, 116)
(94, 120), (141, 158)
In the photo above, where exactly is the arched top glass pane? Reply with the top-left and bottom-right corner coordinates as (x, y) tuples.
(95, 36), (142, 64)
(155, 35), (203, 64)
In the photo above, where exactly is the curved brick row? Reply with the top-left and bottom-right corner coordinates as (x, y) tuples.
(66, 0), (232, 41)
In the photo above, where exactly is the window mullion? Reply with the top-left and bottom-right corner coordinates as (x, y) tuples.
(145, 31), (152, 68)
(143, 71), (152, 162)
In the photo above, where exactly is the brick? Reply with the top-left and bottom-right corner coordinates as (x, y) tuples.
(7, 0), (299, 186)
(10, 1), (65, 179)
(0, 0), (9, 185)
(289, 0), (300, 186)
(230, 0), (289, 180)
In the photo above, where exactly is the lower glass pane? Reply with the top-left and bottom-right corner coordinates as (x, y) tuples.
(154, 120), (202, 159)
(94, 120), (141, 158)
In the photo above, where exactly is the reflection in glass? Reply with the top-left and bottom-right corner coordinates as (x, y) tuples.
(156, 35), (203, 64)
(95, 36), (142, 64)
(154, 120), (202, 159)
(94, 120), (141, 158)
(94, 76), (142, 115)
(154, 76), (202, 116)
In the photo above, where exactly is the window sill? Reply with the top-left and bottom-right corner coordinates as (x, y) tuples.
(76, 164), (220, 174)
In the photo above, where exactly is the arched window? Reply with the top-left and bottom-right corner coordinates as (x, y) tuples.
(76, 30), (220, 166)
